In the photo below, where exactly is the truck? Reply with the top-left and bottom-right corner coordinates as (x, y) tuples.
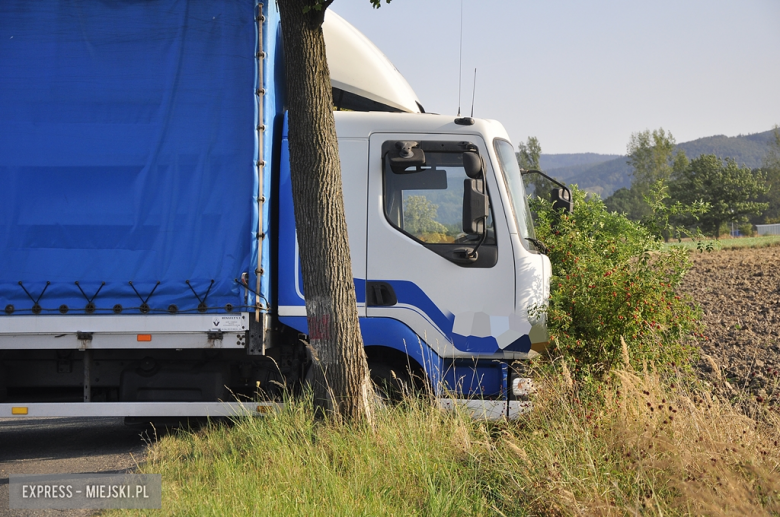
(0, 1), (559, 420)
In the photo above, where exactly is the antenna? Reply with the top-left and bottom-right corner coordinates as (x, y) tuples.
(457, 0), (463, 116)
(470, 68), (477, 117)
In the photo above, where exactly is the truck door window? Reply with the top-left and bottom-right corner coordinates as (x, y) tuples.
(382, 141), (497, 267)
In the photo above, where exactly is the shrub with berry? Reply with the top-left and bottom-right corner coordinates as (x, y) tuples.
(531, 186), (700, 377)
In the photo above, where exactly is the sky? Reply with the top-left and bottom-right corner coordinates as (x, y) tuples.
(331, 0), (780, 155)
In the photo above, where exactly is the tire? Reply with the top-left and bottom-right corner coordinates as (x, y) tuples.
(369, 362), (412, 404)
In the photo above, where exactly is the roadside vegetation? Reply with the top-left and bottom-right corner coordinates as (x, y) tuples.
(115, 364), (780, 516)
(530, 187), (700, 378)
(112, 184), (780, 516)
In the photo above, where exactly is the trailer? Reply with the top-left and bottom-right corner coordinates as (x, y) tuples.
(0, 1), (551, 420)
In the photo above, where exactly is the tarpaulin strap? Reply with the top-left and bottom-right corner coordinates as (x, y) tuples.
(186, 280), (214, 313)
(235, 277), (268, 310)
(75, 281), (105, 314)
(129, 281), (161, 314)
(18, 281), (50, 314)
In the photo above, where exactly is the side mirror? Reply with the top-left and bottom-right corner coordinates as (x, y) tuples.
(520, 169), (573, 213)
(551, 188), (573, 213)
(462, 152), (482, 179)
(463, 178), (488, 234)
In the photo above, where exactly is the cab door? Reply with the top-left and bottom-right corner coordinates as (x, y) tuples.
(365, 134), (517, 359)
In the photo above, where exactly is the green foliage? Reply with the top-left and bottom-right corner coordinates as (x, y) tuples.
(403, 195), (448, 236)
(603, 186), (646, 220)
(604, 181), (710, 240)
(614, 130), (774, 235)
(517, 136), (542, 170)
(669, 154), (769, 239)
(754, 125), (780, 223)
(414, 184), (462, 228)
(737, 221), (756, 236)
(618, 128), (689, 221)
(765, 125), (780, 172)
(627, 128), (687, 187)
(547, 128), (777, 201)
(640, 180), (709, 242)
(531, 186), (699, 377)
(518, 136), (560, 200)
(696, 240), (716, 253)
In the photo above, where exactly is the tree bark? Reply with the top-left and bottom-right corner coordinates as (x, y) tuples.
(277, 0), (373, 422)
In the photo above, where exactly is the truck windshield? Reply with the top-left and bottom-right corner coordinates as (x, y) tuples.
(494, 139), (536, 244)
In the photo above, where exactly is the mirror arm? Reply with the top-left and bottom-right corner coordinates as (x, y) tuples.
(467, 218), (488, 259)
(525, 237), (548, 255)
(520, 169), (572, 200)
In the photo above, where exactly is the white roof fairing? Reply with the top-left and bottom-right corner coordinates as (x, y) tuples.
(324, 11), (423, 113)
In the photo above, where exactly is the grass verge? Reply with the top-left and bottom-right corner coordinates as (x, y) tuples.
(664, 234), (780, 251)
(112, 364), (780, 516)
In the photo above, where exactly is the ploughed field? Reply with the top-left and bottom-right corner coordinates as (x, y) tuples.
(679, 245), (780, 402)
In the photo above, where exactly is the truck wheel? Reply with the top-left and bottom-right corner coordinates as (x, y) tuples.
(369, 362), (411, 404)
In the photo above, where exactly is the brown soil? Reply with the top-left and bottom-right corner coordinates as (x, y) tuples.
(679, 245), (780, 402)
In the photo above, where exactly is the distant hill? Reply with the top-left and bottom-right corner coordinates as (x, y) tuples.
(564, 158), (632, 198)
(539, 153), (621, 181)
(539, 129), (776, 198)
(540, 155), (631, 198)
(676, 130), (774, 168)
(538, 153), (621, 178)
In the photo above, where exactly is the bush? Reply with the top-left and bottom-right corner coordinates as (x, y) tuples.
(531, 187), (700, 378)
(738, 222), (756, 237)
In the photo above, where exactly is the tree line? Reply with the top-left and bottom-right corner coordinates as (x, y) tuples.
(520, 126), (780, 239)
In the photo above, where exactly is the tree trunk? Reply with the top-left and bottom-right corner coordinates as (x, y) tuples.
(277, 0), (373, 422)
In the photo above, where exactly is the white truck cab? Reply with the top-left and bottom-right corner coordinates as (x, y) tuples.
(277, 112), (551, 418)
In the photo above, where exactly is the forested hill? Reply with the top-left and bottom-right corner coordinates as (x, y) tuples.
(538, 153), (621, 178)
(677, 130), (775, 168)
(540, 129), (776, 198)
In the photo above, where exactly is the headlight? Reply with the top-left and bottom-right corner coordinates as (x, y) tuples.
(511, 376), (536, 400)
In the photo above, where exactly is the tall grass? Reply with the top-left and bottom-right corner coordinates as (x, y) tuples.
(119, 395), (509, 516)
(114, 362), (780, 516)
(512, 362), (780, 515)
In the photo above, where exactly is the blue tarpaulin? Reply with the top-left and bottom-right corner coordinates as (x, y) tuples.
(0, 0), (261, 314)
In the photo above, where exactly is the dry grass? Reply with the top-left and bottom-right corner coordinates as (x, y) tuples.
(111, 362), (780, 516)
(505, 361), (780, 515)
